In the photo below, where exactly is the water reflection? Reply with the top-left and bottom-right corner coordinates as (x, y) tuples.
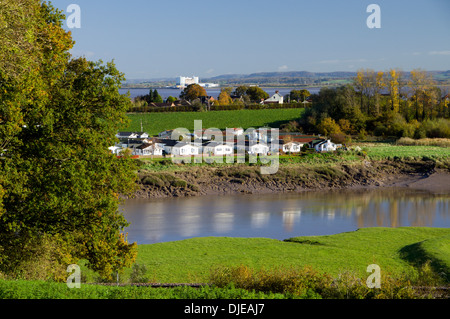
(121, 188), (450, 244)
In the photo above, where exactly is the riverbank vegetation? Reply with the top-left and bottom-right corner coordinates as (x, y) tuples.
(1, 228), (448, 299)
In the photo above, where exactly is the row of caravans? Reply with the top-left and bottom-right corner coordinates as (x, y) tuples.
(110, 130), (340, 157)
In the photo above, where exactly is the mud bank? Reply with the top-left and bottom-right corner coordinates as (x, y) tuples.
(131, 159), (450, 199)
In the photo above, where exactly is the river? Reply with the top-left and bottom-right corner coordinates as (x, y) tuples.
(121, 187), (450, 245)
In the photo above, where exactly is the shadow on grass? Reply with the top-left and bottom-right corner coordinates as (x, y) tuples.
(399, 241), (449, 283)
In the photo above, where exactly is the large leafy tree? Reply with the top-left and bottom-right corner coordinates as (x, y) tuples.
(232, 86), (269, 103)
(216, 88), (233, 106)
(0, 1), (137, 280)
(179, 83), (207, 102)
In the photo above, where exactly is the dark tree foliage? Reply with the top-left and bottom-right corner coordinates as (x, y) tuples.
(179, 84), (207, 102)
(0, 0), (137, 280)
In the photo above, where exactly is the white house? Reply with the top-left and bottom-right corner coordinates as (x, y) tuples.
(163, 141), (200, 156)
(134, 143), (153, 156)
(133, 142), (163, 156)
(119, 139), (151, 153)
(203, 142), (234, 156)
(248, 142), (270, 155)
(152, 144), (164, 156)
(172, 142), (200, 156)
(314, 140), (338, 152)
(282, 141), (303, 153)
(263, 91), (284, 104)
(235, 140), (270, 155)
(137, 132), (149, 139)
(247, 128), (275, 143)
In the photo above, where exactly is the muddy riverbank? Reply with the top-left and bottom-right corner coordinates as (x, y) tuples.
(130, 159), (450, 199)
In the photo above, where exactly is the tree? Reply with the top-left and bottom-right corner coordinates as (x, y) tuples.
(232, 86), (268, 103)
(151, 89), (163, 103)
(216, 88), (233, 106)
(179, 84), (207, 102)
(354, 69), (371, 114)
(246, 86), (269, 102)
(353, 69), (386, 116)
(167, 96), (178, 103)
(408, 69), (434, 121)
(0, 0), (137, 280)
(372, 71), (385, 116)
(233, 86), (249, 98)
(338, 119), (352, 134)
(385, 69), (401, 113)
(317, 117), (342, 136)
(135, 89), (163, 104)
(290, 89), (311, 102)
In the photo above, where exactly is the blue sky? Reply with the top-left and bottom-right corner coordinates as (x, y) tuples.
(52, 0), (450, 80)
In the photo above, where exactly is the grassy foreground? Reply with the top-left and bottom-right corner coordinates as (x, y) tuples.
(134, 227), (450, 283)
(1, 227), (448, 299)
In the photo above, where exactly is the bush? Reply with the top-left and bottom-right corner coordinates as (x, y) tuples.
(420, 118), (450, 138)
(0, 233), (79, 281)
(210, 265), (336, 298)
(129, 263), (149, 283)
(330, 133), (350, 144)
(317, 117), (342, 136)
(396, 137), (450, 147)
(209, 265), (432, 299)
(141, 175), (165, 187)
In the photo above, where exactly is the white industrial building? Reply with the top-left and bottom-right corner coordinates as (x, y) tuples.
(176, 76), (219, 89)
(177, 76), (199, 88)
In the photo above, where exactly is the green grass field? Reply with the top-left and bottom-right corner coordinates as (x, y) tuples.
(1, 227), (448, 299)
(357, 142), (450, 161)
(133, 227), (450, 283)
(0, 280), (283, 299)
(123, 109), (303, 136)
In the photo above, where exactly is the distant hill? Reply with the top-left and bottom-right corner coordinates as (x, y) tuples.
(198, 71), (357, 87)
(206, 71), (357, 81)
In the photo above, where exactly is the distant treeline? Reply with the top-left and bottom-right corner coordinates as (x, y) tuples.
(295, 69), (450, 140)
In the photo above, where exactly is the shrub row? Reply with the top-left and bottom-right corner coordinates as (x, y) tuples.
(129, 103), (306, 113)
(210, 264), (446, 299)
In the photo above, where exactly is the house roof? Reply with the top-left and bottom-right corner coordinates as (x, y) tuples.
(149, 102), (174, 107)
(117, 131), (148, 137)
(117, 132), (137, 136)
(161, 139), (179, 147)
(282, 140), (302, 145)
(245, 141), (269, 147)
(203, 141), (232, 148)
(291, 137), (317, 143)
(126, 139), (149, 144)
(173, 142), (199, 148)
(136, 143), (153, 150)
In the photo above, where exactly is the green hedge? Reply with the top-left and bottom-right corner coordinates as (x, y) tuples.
(129, 103), (305, 113)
